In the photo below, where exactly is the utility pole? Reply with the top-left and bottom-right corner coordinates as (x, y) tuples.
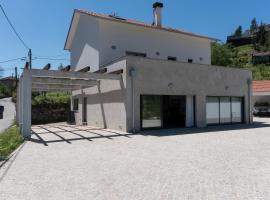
(28, 49), (32, 69)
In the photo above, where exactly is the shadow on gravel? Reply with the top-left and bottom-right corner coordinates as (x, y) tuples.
(141, 121), (270, 137)
(29, 125), (136, 146)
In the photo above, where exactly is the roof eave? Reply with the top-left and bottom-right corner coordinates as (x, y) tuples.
(64, 10), (80, 50)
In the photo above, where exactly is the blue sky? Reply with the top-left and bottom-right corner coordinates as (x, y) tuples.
(1, 0), (269, 76)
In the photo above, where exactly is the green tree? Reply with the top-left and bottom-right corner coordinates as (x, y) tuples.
(256, 23), (267, 46)
(250, 18), (258, 33)
(234, 25), (242, 37)
(211, 43), (233, 66)
(58, 63), (64, 71)
(0, 66), (3, 78)
(265, 32), (270, 51)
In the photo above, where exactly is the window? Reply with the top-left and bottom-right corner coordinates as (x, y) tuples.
(141, 95), (162, 128)
(73, 98), (79, 111)
(231, 97), (243, 123)
(220, 97), (231, 123)
(188, 58), (193, 63)
(206, 96), (243, 125)
(126, 51), (146, 57)
(111, 45), (117, 50)
(168, 56), (177, 61)
(206, 97), (219, 124)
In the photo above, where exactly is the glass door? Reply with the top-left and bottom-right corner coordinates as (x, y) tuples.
(141, 95), (162, 129)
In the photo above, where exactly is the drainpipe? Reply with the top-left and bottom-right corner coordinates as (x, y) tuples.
(129, 68), (137, 133)
(247, 78), (252, 124)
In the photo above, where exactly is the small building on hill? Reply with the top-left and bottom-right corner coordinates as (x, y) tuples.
(252, 52), (270, 65)
(227, 24), (270, 47)
(0, 76), (16, 88)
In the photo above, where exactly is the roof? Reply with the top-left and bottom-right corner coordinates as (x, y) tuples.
(64, 9), (218, 50)
(253, 80), (270, 92)
(252, 52), (270, 56)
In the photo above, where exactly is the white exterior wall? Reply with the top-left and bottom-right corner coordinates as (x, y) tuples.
(98, 19), (211, 66)
(70, 14), (100, 72)
(70, 14), (212, 72)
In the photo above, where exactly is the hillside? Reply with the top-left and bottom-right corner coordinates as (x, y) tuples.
(211, 43), (270, 80)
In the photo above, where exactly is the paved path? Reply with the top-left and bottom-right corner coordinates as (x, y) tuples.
(0, 97), (15, 133)
(1, 119), (270, 200)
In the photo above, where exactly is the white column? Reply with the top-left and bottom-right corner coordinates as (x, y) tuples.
(21, 69), (32, 139)
(186, 95), (194, 127)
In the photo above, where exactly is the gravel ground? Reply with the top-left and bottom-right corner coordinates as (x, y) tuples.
(0, 118), (270, 200)
(0, 97), (15, 133)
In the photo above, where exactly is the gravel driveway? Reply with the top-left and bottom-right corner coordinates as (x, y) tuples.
(0, 97), (15, 133)
(1, 118), (270, 200)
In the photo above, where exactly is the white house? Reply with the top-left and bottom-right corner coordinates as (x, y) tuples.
(63, 2), (252, 132)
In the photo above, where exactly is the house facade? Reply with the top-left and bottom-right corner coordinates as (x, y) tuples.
(65, 3), (253, 132)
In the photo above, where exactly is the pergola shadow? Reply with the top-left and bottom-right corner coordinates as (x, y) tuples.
(29, 124), (135, 146)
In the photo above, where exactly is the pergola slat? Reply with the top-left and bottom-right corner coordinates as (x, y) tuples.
(30, 69), (120, 80)
(32, 77), (97, 86)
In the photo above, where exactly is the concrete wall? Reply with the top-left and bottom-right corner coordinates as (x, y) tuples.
(72, 61), (128, 131)
(125, 56), (252, 132)
(72, 57), (252, 132)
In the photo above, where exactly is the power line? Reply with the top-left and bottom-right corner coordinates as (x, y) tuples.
(33, 53), (69, 58)
(0, 57), (26, 64)
(33, 57), (70, 61)
(0, 4), (30, 50)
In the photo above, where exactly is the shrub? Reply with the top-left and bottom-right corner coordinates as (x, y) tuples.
(0, 124), (24, 161)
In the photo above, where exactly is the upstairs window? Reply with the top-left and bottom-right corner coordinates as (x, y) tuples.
(168, 56), (177, 61)
(126, 51), (146, 57)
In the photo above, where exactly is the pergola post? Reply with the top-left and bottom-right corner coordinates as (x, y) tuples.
(21, 69), (32, 139)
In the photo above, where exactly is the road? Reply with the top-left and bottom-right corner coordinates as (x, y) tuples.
(0, 97), (15, 133)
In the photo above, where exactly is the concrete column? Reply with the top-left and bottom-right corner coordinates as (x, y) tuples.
(16, 80), (20, 125)
(186, 95), (194, 127)
(195, 94), (206, 127)
(21, 69), (32, 139)
(19, 77), (23, 129)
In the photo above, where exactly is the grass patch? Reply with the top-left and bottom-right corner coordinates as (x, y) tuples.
(0, 125), (24, 161)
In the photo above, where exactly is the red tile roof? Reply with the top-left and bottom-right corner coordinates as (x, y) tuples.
(253, 80), (270, 92)
(75, 9), (218, 41)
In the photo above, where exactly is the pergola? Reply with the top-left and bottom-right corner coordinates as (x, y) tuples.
(17, 68), (121, 138)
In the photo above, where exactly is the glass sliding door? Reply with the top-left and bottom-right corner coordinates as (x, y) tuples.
(220, 97), (231, 124)
(206, 96), (244, 125)
(206, 97), (219, 124)
(141, 95), (162, 128)
(231, 97), (243, 123)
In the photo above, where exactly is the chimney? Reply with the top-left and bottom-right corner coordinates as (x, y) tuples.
(153, 2), (163, 27)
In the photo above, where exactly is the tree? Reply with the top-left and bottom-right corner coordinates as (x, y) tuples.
(0, 66), (3, 78)
(234, 25), (242, 37)
(211, 43), (233, 66)
(250, 18), (258, 33)
(58, 63), (64, 71)
(256, 23), (267, 46)
(265, 32), (270, 51)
